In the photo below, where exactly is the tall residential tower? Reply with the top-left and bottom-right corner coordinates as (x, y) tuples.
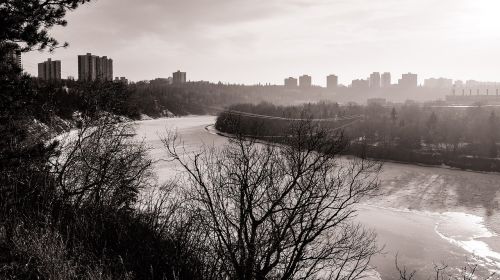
(326, 74), (338, 89)
(299, 75), (312, 88)
(38, 58), (61, 81)
(398, 73), (418, 88)
(284, 77), (298, 88)
(369, 72), (381, 88)
(78, 53), (113, 82)
(381, 72), (391, 87)
(173, 70), (187, 84)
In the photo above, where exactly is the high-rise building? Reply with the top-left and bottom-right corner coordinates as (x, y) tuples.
(326, 74), (338, 89)
(173, 70), (187, 84)
(37, 58), (61, 81)
(37, 63), (44, 79)
(1, 43), (22, 71)
(284, 77), (298, 88)
(78, 53), (113, 82)
(369, 72), (381, 88)
(381, 72), (391, 87)
(78, 53), (94, 81)
(10, 49), (22, 69)
(398, 73), (418, 88)
(97, 56), (105, 80)
(299, 75), (312, 88)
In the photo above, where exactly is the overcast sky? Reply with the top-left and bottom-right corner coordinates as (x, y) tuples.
(22, 0), (500, 86)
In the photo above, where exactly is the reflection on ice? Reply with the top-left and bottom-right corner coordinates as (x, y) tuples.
(435, 212), (500, 273)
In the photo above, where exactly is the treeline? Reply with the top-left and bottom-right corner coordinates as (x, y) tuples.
(113, 80), (333, 117)
(3, 77), (334, 128)
(10, 78), (216, 124)
(215, 101), (500, 172)
(3, 77), (132, 122)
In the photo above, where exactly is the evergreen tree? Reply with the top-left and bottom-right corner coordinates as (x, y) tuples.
(488, 111), (498, 158)
(391, 107), (397, 123)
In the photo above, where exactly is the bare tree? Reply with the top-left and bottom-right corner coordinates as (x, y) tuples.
(52, 116), (154, 210)
(395, 256), (497, 280)
(162, 121), (381, 280)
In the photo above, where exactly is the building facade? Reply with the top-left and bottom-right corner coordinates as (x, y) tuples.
(38, 58), (61, 81)
(424, 78), (453, 88)
(78, 53), (113, 81)
(1, 43), (22, 71)
(96, 56), (113, 81)
(284, 77), (298, 88)
(398, 73), (418, 88)
(150, 78), (171, 86)
(9, 49), (22, 69)
(299, 75), (312, 88)
(326, 74), (338, 89)
(369, 72), (381, 88)
(381, 72), (391, 87)
(173, 70), (187, 84)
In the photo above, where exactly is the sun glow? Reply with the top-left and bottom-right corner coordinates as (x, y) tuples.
(462, 0), (500, 36)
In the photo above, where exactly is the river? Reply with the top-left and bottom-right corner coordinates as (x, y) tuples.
(133, 115), (500, 279)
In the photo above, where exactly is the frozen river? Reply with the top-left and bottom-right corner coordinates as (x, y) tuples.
(133, 115), (500, 279)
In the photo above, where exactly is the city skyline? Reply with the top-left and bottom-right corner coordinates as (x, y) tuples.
(28, 53), (500, 89)
(28, 54), (500, 90)
(23, 54), (500, 87)
(20, 0), (500, 86)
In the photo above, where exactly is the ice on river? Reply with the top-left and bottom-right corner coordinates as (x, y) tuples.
(132, 115), (500, 279)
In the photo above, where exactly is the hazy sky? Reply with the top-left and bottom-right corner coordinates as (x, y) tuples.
(23, 0), (500, 86)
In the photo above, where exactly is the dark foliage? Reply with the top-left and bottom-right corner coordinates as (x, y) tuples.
(0, 2), (211, 278)
(0, 0), (92, 52)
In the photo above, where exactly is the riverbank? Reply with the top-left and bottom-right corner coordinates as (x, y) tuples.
(214, 122), (500, 173)
(349, 143), (500, 173)
(214, 103), (500, 173)
(134, 116), (500, 279)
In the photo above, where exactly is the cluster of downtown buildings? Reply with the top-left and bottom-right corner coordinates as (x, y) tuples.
(284, 72), (419, 90)
(284, 72), (500, 93)
(283, 72), (500, 105)
(37, 53), (126, 83)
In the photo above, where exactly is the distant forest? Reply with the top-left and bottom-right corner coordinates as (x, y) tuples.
(9, 78), (334, 128)
(215, 102), (500, 172)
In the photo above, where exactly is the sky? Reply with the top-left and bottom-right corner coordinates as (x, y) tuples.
(22, 0), (500, 86)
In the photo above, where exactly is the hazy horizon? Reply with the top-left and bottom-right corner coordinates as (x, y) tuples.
(22, 0), (500, 86)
